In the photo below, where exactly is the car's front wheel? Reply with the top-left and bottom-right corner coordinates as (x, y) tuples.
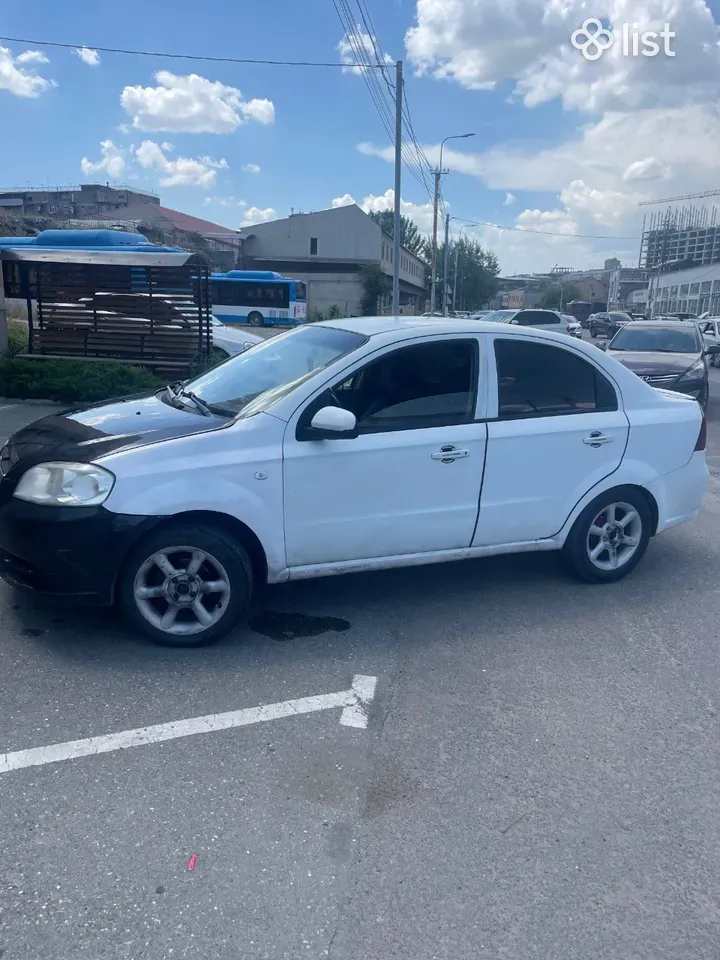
(119, 523), (254, 646)
(590, 324), (597, 338)
(563, 488), (651, 584)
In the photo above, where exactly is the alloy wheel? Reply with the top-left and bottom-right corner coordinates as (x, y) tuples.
(585, 502), (643, 572)
(133, 546), (231, 636)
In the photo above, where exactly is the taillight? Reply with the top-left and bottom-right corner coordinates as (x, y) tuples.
(695, 414), (707, 451)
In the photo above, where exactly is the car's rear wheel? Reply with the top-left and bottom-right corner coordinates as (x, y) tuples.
(248, 311), (265, 327)
(119, 523), (253, 646)
(563, 488), (651, 584)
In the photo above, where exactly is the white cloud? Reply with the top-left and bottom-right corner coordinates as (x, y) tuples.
(135, 140), (228, 188)
(406, 0), (720, 114)
(17, 50), (49, 64)
(0, 45), (55, 97)
(622, 157), (671, 182)
(121, 71), (275, 133)
(241, 207), (277, 226)
(80, 140), (127, 179)
(503, 192), (516, 205)
(359, 188), (438, 234)
(515, 208), (578, 235)
(332, 193), (356, 208)
(241, 163), (261, 174)
(73, 47), (101, 67)
(203, 195), (246, 207)
(338, 28), (394, 74)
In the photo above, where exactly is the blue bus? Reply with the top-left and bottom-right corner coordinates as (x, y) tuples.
(210, 270), (307, 326)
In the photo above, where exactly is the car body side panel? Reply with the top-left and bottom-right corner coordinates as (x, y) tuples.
(98, 412), (288, 579)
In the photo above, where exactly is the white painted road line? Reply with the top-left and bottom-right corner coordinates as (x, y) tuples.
(0, 675), (378, 776)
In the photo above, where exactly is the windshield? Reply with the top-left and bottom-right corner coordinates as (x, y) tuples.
(178, 325), (365, 417)
(609, 325), (699, 353)
(484, 310), (518, 323)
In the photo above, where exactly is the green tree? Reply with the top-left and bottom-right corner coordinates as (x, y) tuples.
(435, 237), (500, 312)
(359, 262), (391, 315)
(368, 210), (427, 260)
(539, 281), (582, 310)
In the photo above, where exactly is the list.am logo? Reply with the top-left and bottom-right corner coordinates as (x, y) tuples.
(571, 17), (676, 60)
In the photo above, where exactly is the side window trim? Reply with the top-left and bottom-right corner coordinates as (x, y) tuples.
(486, 335), (621, 422)
(293, 336), (484, 440)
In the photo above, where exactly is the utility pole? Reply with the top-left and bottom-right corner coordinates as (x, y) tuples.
(430, 171), (441, 315)
(442, 213), (450, 315)
(392, 60), (403, 316)
(429, 132), (475, 316)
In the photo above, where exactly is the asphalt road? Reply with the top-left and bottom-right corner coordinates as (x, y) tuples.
(3, 358), (720, 959)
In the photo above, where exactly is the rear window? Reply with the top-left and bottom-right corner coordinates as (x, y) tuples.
(516, 311), (560, 326)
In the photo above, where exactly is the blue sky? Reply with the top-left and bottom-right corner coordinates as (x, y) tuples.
(2, 0), (720, 273)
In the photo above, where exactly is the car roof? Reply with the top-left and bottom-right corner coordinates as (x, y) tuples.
(317, 315), (565, 340)
(620, 319), (695, 329)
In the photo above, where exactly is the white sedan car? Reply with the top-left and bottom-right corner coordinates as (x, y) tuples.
(211, 316), (264, 357)
(0, 318), (708, 646)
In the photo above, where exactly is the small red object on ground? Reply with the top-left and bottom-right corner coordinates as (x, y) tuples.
(188, 855), (197, 871)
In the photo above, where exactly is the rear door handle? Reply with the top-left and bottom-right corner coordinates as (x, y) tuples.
(431, 445), (469, 462)
(583, 432), (614, 447)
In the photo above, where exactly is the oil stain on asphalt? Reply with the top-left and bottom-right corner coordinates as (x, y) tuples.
(248, 610), (351, 642)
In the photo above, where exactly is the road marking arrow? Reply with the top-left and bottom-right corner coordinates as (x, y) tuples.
(0, 674), (378, 776)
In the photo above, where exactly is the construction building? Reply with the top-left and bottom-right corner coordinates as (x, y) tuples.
(640, 205), (720, 270)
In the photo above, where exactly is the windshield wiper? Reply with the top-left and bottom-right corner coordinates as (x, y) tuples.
(178, 390), (229, 418)
(162, 381), (186, 409)
(161, 382), (229, 418)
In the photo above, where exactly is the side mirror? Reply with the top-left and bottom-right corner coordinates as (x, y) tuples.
(596, 342), (607, 351)
(705, 343), (720, 356)
(308, 406), (358, 439)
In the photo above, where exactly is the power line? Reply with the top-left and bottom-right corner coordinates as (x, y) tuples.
(0, 34), (380, 68)
(333, 2), (434, 201)
(457, 217), (641, 240)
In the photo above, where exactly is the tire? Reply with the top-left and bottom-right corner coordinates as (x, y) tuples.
(119, 523), (254, 647)
(590, 324), (597, 338)
(700, 381), (710, 409)
(563, 487), (652, 584)
(248, 311), (265, 327)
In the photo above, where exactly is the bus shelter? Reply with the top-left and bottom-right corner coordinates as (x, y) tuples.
(0, 230), (212, 373)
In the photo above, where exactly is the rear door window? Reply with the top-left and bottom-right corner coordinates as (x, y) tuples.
(495, 339), (618, 418)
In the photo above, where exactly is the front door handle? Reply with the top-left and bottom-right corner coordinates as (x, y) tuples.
(431, 445), (469, 462)
(583, 432), (614, 447)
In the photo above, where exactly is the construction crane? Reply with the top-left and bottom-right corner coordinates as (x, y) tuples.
(639, 189), (720, 206)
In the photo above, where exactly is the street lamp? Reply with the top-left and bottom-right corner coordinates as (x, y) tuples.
(430, 132), (475, 313)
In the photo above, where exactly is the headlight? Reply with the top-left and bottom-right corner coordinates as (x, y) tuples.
(13, 462), (115, 506)
(679, 360), (705, 382)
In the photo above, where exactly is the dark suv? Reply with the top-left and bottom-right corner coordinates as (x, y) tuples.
(589, 311), (633, 339)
